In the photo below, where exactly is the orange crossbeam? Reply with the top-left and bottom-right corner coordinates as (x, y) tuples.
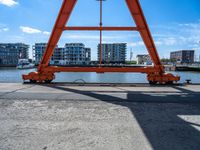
(63, 26), (139, 31)
(44, 66), (157, 73)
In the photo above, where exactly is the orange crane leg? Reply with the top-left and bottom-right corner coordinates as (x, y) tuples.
(22, 0), (180, 84)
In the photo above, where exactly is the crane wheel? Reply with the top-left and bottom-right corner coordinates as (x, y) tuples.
(149, 81), (158, 85)
(44, 80), (53, 83)
(30, 79), (37, 83)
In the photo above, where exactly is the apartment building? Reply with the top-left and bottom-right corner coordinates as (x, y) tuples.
(97, 43), (126, 64)
(33, 43), (91, 65)
(0, 43), (29, 66)
(170, 50), (195, 64)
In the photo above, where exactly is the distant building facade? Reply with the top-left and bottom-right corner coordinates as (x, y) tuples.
(0, 43), (29, 66)
(136, 54), (152, 65)
(170, 50), (195, 64)
(33, 43), (47, 65)
(84, 48), (91, 64)
(33, 43), (61, 65)
(97, 43), (126, 64)
(33, 43), (91, 65)
(63, 43), (91, 65)
(52, 47), (64, 65)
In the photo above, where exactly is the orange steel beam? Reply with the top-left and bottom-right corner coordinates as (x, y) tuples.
(38, 0), (77, 71)
(63, 26), (139, 31)
(44, 66), (157, 73)
(125, 0), (163, 72)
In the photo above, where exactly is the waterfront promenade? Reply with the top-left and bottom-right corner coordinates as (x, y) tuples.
(0, 83), (200, 150)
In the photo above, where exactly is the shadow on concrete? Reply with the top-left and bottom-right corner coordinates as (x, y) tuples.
(42, 84), (200, 150)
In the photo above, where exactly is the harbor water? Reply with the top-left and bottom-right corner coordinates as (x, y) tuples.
(0, 67), (199, 83)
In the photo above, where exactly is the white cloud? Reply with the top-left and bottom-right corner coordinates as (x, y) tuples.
(0, 0), (18, 7)
(19, 26), (51, 35)
(154, 41), (163, 45)
(150, 22), (200, 53)
(20, 26), (41, 34)
(2, 27), (9, 31)
(0, 27), (9, 32)
(128, 41), (145, 47)
(43, 31), (50, 35)
(162, 37), (177, 46)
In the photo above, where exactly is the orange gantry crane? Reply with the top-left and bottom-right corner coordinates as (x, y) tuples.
(22, 0), (180, 84)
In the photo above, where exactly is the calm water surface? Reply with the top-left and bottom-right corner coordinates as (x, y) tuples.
(0, 67), (199, 83)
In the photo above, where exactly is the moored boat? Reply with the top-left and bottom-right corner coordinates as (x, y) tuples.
(16, 59), (35, 69)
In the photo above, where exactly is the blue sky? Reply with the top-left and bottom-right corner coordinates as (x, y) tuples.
(0, 0), (200, 60)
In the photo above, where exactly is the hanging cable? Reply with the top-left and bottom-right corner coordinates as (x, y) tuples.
(96, 0), (106, 66)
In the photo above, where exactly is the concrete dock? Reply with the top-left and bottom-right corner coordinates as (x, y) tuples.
(0, 83), (200, 150)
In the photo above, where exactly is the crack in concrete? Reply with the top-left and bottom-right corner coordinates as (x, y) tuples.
(0, 85), (35, 98)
